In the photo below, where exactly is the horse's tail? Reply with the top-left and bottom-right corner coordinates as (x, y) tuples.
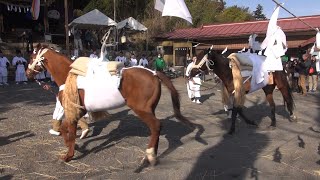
(62, 73), (82, 122)
(156, 72), (194, 128)
(229, 57), (246, 107)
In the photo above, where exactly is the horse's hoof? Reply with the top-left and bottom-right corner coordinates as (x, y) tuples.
(146, 148), (157, 166)
(290, 115), (297, 122)
(248, 121), (258, 127)
(134, 157), (150, 173)
(227, 129), (235, 135)
(60, 155), (72, 162)
(268, 126), (276, 130)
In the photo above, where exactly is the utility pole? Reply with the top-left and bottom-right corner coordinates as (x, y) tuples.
(64, 0), (70, 56)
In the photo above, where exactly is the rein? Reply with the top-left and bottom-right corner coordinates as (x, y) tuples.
(35, 79), (57, 96)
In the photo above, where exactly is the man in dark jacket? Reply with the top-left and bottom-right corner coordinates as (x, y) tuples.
(297, 54), (311, 95)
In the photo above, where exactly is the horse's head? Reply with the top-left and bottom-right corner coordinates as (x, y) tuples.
(189, 45), (216, 77)
(26, 43), (50, 79)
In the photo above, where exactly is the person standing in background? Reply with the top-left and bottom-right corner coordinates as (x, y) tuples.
(73, 29), (83, 57)
(185, 56), (202, 104)
(89, 49), (98, 59)
(12, 49), (28, 84)
(130, 54), (137, 66)
(0, 50), (10, 85)
(138, 54), (149, 67)
(154, 54), (166, 72)
(308, 55), (318, 92)
(297, 54), (310, 95)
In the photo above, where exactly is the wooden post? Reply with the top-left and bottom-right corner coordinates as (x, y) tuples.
(64, 0), (70, 56)
(43, 0), (49, 34)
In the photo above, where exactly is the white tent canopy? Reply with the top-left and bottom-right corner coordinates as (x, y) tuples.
(116, 17), (147, 31)
(68, 9), (117, 29)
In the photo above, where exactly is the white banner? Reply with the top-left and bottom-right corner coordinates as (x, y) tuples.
(155, 0), (192, 24)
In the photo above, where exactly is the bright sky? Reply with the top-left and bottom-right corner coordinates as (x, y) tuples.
(224, 0), (320, 18)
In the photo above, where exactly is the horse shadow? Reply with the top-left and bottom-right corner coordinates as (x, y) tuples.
(187, 98), (295, 179)
(201, 92), (215, 103)
(74, 109), (205, 161)
(0, 175), (13, 180)
(0, 117), (7, 122)
(0, 131), (35, 147)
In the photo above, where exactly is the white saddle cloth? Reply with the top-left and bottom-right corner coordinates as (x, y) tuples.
(77, 61), (125, 112)
(229, 53), (269, 93)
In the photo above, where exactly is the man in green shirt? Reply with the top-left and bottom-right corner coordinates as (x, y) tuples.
(154, 54), (166, 72)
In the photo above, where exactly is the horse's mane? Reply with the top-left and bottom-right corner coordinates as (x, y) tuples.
(37, 44), (73, 64)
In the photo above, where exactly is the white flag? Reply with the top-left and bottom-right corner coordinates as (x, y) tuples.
(155, 0), (165, 12)
(221, 46), (228, 54)
(316, 31), (320, 49)
(155, 0), (192, 24)
(261, 6), (280, 49)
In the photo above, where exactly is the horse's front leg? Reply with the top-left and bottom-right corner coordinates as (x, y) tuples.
(60, 120), (77, 162)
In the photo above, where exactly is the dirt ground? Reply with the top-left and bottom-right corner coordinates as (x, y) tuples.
(1, 77), (320, 179)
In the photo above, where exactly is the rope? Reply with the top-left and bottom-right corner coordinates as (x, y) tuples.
(272, 0), (319, 32)
(35, 79), (57, 96)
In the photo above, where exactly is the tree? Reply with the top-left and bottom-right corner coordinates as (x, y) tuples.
(253, 4), (267, 20)
(217, 5), (254, 23)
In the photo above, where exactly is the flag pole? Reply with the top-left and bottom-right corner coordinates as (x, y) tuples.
(271, 0), (319, 32)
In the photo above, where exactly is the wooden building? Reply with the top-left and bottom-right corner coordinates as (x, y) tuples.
(156, 15), (320, 66)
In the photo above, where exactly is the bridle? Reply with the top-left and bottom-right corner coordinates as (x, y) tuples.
(28, 48), (49, 73)
(192, 45), (215, 71)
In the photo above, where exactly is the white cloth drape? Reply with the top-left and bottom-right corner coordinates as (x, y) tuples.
(261, 6), (287, 71)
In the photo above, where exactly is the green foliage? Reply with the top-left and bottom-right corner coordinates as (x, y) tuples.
(253, 4), (267, 20)
(217, 5), (254, 23)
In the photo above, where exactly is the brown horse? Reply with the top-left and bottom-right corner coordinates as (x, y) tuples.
(191, 47), (296, 134)
(26, 45), (195, 166)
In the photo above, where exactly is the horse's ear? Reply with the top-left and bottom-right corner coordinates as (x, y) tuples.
(36, 43), (41, 50)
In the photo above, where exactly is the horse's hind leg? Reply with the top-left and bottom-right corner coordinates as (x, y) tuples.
(263, 86), (276, 127)
(132, 109), (161, 166)
(60, 120), (77, 162)
(278, 84), (297, 121)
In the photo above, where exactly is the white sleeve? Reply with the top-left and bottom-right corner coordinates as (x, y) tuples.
(185, 63), (192, 76)
(12, 57), (17, 66)
(5, 57), (10, 65)
(138, 59), (142, 65)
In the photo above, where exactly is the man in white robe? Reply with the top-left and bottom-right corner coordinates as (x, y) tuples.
(138, 54), (149, 67)
(12, 50), (28, 84)
(185, 56), (201, 104)
(115, 51), (127, 65)
(0, 50), (10, 85)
